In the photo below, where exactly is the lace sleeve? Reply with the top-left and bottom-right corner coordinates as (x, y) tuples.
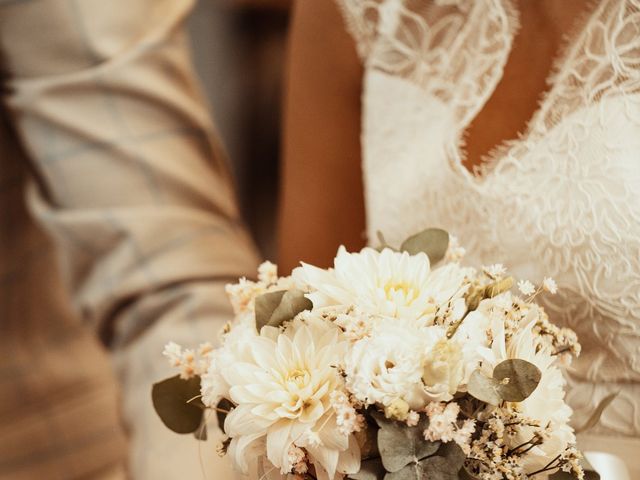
(333, 0), (516, 127)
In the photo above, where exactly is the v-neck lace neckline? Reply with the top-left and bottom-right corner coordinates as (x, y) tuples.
(452, 0), (603, 185)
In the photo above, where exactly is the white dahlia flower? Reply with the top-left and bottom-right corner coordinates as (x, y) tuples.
(222, 318), (359, 479)
(479, 318), (575, 472)
(293, 246), (471, 323)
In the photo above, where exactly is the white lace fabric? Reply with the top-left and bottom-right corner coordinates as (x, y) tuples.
(335, 0), (640, 460)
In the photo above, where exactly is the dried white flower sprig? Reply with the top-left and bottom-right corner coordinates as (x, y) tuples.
(162, 341), (213, 380)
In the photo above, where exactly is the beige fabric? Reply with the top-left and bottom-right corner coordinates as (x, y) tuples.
(0, 1), (260, 479)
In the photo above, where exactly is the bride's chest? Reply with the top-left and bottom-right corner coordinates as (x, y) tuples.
(362, 74), (640, 286)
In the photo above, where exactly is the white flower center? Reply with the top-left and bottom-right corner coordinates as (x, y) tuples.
(286, 368), (310, 390)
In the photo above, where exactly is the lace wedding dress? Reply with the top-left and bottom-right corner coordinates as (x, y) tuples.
(334, 0), (640, 477)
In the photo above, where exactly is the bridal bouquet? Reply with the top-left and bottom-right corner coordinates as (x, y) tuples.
(152, 229), (599, 480)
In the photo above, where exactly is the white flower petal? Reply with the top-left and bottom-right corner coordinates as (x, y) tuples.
(337, 435), (361, 474)
(225, 404), (273, 436)
(307, 444), (339, 479)
(228, 433), (264, 474)
(266, 420), (294, 471)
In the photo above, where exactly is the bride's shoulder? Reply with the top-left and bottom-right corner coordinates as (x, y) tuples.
(332, 0), (495, 63)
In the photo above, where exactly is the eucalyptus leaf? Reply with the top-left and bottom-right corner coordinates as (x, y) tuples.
(575, 392), (618, 433)
(384, 462), (421, 480)
(216, 398), (235, 431)
(385, 444), (465, 480)
(493, 359), (542, 402)
(255, 289), (312, 330)
(468, 359), (542, 405)
(270, 289), (313, 325)
(400, 228), (449, 264)
(378, 416), (440, 472)
(255, 290), (286, 329)
(467, 370), (501, 405)
(348, 458), (386, 480)
(151, 375), (204, 434)
(436, 442), (466, 470)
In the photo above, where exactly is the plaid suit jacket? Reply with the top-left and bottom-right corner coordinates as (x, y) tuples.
(0, 1), (260, 478)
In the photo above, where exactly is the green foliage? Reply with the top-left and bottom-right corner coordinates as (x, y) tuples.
(151, 375), (204, 434)
(493, 358), (542, 402)
(376, 415), (440, 472)
(255, 288), (312, 330)
(384, 442), (466, 480)
(349, 458), (386, 480)
(349, 415), (477, 480)
(400, 228), (450, 264)
(468, 359), (542, 405)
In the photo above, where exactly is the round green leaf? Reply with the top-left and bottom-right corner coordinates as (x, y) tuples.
(384, 463), (421, 480)
(378, 416), (440, 473)
(400, 228), (449, 264)
(348, 458), (386, 480)
(255, 290), (287, 329)
(151, 375), (204, 434)
(493, 359), (542, 402)
(255, 289), (312, 330)
(384, 444), (465, 480)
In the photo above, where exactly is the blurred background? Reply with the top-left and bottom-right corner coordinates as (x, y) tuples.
(188, 0), (292, 259)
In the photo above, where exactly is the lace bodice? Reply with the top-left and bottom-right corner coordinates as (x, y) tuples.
(335, 0), (640, 443)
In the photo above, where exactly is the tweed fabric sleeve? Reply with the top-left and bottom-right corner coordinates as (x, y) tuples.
(0, 0), (260, 477)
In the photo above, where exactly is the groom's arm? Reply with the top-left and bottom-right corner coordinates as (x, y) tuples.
(0, 0), (260, 477)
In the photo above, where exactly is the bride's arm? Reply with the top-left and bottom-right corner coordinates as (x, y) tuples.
(278, 0), (365, 273)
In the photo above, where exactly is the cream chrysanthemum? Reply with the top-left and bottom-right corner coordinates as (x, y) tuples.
(222, 318), (359, 478)
(293, 246), (471, 324)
